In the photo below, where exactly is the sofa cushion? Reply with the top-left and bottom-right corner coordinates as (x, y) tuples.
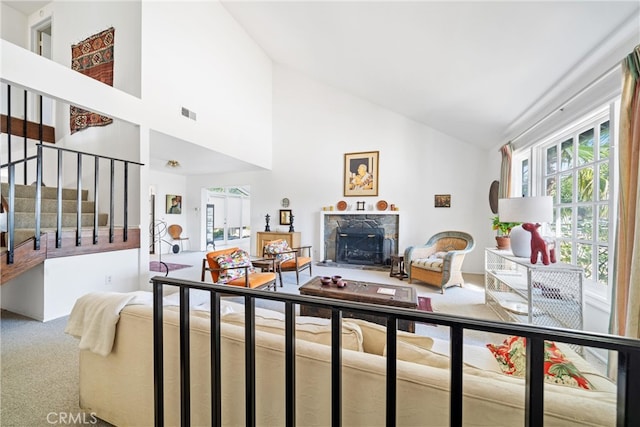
(263, 239), (295, 262)
(487, 336), (593, 390)
(387, 340), (450, 368)
(347, 318), (434, 355)
(221, 312), (364, 351)
(215, 249), (255, 282)
(412, 257), (443, 272)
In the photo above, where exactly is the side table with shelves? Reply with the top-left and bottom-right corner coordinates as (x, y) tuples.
(484, 248), (584, 333)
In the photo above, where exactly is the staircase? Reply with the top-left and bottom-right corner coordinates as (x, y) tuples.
(2, 182), (108, 243)
(1, 85), (143, 286)
(1, 182), (139, 284)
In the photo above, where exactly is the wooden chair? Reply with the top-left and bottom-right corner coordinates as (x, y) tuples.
(262, 239), (312, 285)
(201, 247), (277, 291)
(404, 231), (475, 294)
(168, 224), (189, 253)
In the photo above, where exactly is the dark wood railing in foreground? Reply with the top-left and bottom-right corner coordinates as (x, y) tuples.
(151, 276), (640, 427)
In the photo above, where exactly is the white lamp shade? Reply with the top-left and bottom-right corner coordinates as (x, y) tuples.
(498, 196), (553, 223)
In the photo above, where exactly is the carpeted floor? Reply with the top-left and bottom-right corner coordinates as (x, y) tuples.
(0, 310), (113, 427)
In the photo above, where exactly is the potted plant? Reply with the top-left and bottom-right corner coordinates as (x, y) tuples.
(492, 216), (521, 250)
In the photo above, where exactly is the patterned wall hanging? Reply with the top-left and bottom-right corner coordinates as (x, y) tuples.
(70, 27), (115, 134)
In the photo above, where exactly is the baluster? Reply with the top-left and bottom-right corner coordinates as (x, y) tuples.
(34, 144), (42, 250)
(109, 159), (114, 243)
(76, 153), (82, 246)
(23, 90), (27, 185)
(56, 150), (63, 248)
(93, 156), (99, 244)
(123, 161), (129, 241)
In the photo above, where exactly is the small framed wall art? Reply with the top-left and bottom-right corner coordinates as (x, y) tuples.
(279, 209), (292, 225)
(166, 194), (182, 214)
(434, 194), (451, 208)
(344, 151), (379, 197)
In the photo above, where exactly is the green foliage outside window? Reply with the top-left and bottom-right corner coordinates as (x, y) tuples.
(548, 119), (610, 285)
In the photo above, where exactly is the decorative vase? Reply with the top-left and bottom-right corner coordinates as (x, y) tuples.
(495, 236), (510, 250)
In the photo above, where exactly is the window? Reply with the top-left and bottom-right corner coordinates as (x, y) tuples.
(515, 105), (616, 301)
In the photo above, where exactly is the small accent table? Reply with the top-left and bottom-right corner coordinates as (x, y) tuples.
(251, 258), (282, 287)
(389, 254), (408, 280)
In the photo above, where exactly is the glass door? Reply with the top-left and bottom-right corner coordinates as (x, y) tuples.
(205, 204), (215, 251)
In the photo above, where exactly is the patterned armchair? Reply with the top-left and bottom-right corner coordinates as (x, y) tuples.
(201, 247), (277, 290)
(404, 231), (475, 294)
(262, 239), (313, 285)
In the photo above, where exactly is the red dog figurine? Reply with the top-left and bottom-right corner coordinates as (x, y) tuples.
(522, 223), (556, 265)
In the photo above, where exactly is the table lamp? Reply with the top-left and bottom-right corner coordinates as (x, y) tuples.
(498, 196), (553, 258)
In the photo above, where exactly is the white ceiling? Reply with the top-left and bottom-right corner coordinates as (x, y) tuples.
(220, 0), (639, 150)
(149, 130), (264, 175)
(6, 1), (639, 175)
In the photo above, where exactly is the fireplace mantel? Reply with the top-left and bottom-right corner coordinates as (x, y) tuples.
(319, 211), (401, 264)
(320, 211), (400, 217)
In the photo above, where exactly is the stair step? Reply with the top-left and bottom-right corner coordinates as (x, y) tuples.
(7, 225), (115, 248)
(1, 183), (88, 201)
(13, 212), (108, 229)
(10, 197), (96, 214)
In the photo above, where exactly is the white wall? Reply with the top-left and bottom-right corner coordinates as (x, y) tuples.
(149, 169), (188, 254)
(41, 1), (142, 98)
(0, 3), (28, 46)
(141, 1), (273, 169)
(187, 66), (494, 273)
(0, 249), (140, 321)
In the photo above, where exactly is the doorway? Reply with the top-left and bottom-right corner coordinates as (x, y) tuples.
(204, 186), (250, 250)
(30, 18), (54, 125)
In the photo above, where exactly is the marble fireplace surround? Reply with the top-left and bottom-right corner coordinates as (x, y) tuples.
(319, 211), (400, 266)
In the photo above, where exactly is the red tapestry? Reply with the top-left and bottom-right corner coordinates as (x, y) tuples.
(70, 27), (114, 134)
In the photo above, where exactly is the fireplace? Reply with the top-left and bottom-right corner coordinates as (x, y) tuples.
(321, 212), (399, 268)
(336, 226), (384, 265)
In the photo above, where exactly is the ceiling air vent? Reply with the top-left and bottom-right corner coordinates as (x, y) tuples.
(181, 107), (197, 121)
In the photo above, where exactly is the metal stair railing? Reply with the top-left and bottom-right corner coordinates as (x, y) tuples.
(1, 84), (144, 265)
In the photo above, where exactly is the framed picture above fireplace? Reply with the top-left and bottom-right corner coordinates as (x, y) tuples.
(344, 151), (379, 197)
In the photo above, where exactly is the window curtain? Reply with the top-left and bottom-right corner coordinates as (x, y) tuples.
(610, 45), (640, 339)
(498, 142), (513, 198)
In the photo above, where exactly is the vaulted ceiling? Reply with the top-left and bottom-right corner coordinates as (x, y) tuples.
(6, 1), (639, 173)
(221, 1), (638, 150)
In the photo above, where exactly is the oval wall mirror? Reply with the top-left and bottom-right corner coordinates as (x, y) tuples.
(489, 180), (499, 214)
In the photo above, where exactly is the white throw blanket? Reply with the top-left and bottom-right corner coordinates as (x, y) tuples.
(65, 291), (153, 356)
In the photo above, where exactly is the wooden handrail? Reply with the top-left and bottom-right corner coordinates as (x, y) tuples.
(0, 114), (55, 144)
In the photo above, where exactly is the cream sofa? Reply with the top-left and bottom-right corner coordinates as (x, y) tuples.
(77, 297), (617, 426)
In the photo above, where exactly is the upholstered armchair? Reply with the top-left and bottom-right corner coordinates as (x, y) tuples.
(201, 247), (277, 290)
(262, 239), (312, 285)
(404, 231), (475, 294)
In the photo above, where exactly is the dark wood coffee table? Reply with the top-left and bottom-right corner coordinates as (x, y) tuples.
(299, 276), (418, 332)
